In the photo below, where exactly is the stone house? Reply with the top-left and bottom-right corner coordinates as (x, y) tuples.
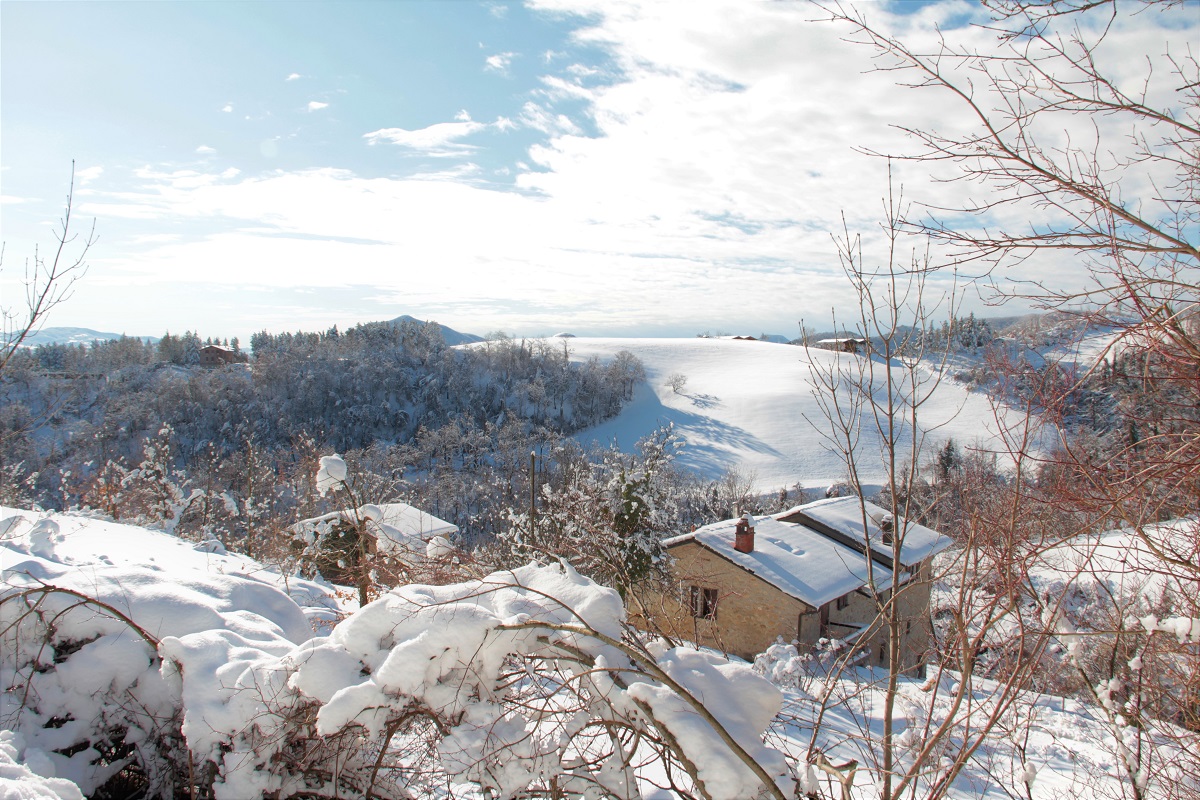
(649, 496), (950, 671)
(199, 344), (236, 367)
(815, 337), (868, 354)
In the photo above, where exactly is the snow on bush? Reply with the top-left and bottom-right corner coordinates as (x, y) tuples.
(168, 561), (795, 799)
(315, 454), (348, 496)
(0, 730), (84, 800)
(1, 509), (335, 798)
(3, 509), (795, 799)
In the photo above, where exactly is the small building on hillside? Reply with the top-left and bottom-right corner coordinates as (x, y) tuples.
(650, 497), (950, 672)
(199, 344), (236, 367)
(815, 337), (868, 354)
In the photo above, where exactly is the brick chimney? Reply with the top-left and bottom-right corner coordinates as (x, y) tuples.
(733, 514), (755, 553)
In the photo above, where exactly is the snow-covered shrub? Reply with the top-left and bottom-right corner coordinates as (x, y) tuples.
(754, 636), (861, 692)
(1, 581), (185, 797)
(5, 505), (799, 800)
(157, 560), (795, 800)
(1, 510), (323, 798)
(499, 430), (680, 598)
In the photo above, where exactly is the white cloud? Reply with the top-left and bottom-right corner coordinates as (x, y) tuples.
(221, 103), (233, 113)
(75, 166), (104, 185)
(195, 145), (216, 154)
(61, 1), (1198, 337)
(519, 102), (580, 135)
(362, 116), (512, 156)
(286, 72), (302, 81)
(487, 3), (508, 18)
(484, 51), (516, 74)
(307, 101), (329, 111)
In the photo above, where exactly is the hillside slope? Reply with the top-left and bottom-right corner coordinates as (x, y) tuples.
(567, 338), (1048, 493)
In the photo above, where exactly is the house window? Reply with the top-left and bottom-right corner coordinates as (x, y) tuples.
(690, 586), (718, 620)
(836, 594), (849, 610)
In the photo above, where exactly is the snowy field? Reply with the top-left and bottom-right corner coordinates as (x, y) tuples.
(564, 338), (1048, 493)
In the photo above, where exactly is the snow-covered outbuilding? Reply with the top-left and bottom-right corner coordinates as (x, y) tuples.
(292, 502), (460, 585)
(652, 496), (951, 669)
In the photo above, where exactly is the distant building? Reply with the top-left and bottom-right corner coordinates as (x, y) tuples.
(647, 497), (950, 671)
(199, 344), (236, 367)
(815, 337), (868, 354)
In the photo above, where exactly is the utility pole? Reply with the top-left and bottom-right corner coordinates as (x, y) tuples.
(528, 450), (537, 539)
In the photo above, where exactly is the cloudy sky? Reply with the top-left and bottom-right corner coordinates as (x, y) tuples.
(1, 0), (1193, 341)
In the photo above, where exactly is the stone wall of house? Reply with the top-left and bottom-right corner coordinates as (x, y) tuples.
(836, 560), (936, 675)
(892, 560), (936, 674)
(646, 540), (811, 661)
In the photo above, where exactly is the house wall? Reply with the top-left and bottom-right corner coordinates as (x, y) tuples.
(646, 541), (811, 661)
(892, 559), (936, 674)
(845, 560), (936, 675)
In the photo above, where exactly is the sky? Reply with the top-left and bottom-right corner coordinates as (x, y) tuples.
(1, 0), (1195, 342)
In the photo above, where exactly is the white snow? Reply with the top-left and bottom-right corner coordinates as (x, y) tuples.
(294, 501), (459, 558)
(5, 501), (1193, 798)
(315, 453), (347, 496)
(564, 337), (1047, 492)
(781, 496), (951, 566)
(0, 731), (84, 800)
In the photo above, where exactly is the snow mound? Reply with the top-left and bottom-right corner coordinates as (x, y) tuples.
(0, 730), (84, 800)
(1, 508), (340, 797)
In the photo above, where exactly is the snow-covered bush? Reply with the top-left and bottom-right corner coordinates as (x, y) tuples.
(4, 507), (797, 799)
(164, 561), (795, 800)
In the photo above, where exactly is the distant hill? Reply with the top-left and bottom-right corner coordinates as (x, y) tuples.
(17, 327), (158, 348)
(387, 315), (483, 346)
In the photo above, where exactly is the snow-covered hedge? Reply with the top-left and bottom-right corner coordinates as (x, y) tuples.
(2, 509), (794, 799)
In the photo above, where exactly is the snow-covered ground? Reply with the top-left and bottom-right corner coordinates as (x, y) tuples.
(3, 506), (1192, 799)
(565, 338), (1048, 493)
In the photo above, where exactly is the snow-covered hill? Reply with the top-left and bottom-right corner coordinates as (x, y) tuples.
(16, 326), (157, 348)
(565, 338), (1050, 493)
(387, 314), (483, 345)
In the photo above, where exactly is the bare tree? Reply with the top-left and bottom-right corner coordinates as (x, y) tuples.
(1, 161), (95, 374)
(799, 176), (1078, 799)
(814, 0), (1198, 538)
(811, 1), (1199, 794)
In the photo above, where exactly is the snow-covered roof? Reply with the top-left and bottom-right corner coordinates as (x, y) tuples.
(776, 496), (952, 568)
(295, 502), (458, 554)
(663, 514), (892, 608)
(374, 503), (458, 539)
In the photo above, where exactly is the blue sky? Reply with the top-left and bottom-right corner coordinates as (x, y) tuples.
(2, 1), (1194, 342)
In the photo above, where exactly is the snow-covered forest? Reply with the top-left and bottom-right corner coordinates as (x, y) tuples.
(0, 320), (665, 542)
